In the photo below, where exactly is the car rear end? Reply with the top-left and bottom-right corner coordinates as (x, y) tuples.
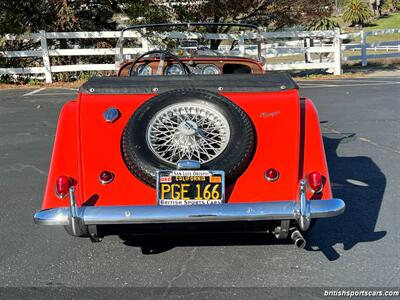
(34, 73), (345, 247)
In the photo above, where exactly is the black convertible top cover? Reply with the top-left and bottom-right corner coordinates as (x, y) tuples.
(79, 73), (298, 94)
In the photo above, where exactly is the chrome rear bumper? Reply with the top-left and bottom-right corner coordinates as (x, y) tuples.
(34, 181), (345, 235)
(34, 200), (345, 225)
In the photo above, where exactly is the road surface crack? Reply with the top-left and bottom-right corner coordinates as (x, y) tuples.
(162, 247), (197, 298)
(4, 163), (47, 175)
(323, 127), (400, 155)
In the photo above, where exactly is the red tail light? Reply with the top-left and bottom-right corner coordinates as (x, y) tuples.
(265, 168), (280, 182)
(55, 176), (71, 198)
(307, 171), (323, 193)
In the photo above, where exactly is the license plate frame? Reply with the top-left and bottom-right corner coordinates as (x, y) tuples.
(156, 170), (225, 206)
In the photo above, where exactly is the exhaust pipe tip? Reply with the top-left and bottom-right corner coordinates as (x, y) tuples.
(294, 237), (306, 249)
(291, 230), (306, 249)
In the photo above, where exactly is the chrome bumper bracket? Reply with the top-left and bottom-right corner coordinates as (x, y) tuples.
(68, 186), (80, 236)
(296, 180), (311, 231)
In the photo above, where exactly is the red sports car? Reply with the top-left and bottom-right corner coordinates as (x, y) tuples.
(34, 23), (345, 248)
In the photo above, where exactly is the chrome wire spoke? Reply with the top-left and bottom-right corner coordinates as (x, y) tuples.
(146, 103), (230, 164)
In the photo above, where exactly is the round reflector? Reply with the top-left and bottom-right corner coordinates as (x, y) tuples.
(265, 168), (280, 182)
(307, 171), (323, 193)
(99, 171), (114, 184)
(55, 176), (71, 198)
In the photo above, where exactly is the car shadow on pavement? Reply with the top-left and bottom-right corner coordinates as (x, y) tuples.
(114, 220), (294, 254)
(304, 133), (387, 261)
(117, 133), (386, 259)
(119, 231), (292, 255)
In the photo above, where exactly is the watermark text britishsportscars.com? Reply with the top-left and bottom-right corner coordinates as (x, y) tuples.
(324, 289), (399, 298)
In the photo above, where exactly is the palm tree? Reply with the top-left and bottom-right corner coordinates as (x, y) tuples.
(343, 0), (374, 26)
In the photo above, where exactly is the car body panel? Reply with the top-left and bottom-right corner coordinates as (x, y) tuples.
(41, 88), (331, 210)
(301, 98), (332, 200)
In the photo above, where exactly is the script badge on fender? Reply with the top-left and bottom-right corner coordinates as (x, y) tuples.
(156, 170), (225, 205)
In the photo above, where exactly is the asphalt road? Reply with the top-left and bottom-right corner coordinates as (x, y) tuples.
(0, 77), (399, 292)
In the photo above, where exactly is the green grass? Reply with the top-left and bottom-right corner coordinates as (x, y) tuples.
(344, 13), (400, 42)
(363, 13), (400, 41)
(364, 13), (400, 30)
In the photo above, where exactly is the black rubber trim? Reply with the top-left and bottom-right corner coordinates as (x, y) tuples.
(79, 73), (298, 94)
(298, 98), (306, 181)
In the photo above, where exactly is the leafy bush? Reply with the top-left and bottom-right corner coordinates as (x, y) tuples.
(381, 0), (400, 14)
(308, 17), (340, 30)
(78, 71), (102, 81)
(27, 79), (41, 85)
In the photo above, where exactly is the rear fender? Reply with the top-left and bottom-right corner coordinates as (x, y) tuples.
(300, 98), (332, 199)
(41, 100), (81, 210)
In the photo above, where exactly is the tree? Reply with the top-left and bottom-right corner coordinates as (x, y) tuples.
(369, 0), (382, 17)
(123, 0), (334, 30)
(0, 0), (121, 34)
(0, 0), (122, 82)
(343, 0), (374, 26)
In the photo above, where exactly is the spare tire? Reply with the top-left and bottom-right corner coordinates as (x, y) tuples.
(122, 89), (255, 187)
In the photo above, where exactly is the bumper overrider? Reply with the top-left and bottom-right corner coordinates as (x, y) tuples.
(34, 180), (345, 235)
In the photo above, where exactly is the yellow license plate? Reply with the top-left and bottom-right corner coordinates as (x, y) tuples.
(156, 170), (225, 205)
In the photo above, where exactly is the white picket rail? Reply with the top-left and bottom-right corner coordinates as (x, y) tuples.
(342, 28), (400, 65)
(3, 27), (399, 82)
(1, 30), (146, 82)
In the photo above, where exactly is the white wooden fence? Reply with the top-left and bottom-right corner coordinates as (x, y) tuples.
(1, 28), (399, 83)
(342, 28), (400, 66)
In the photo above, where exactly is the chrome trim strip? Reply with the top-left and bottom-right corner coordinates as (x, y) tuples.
(34, 198), (345, 226)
